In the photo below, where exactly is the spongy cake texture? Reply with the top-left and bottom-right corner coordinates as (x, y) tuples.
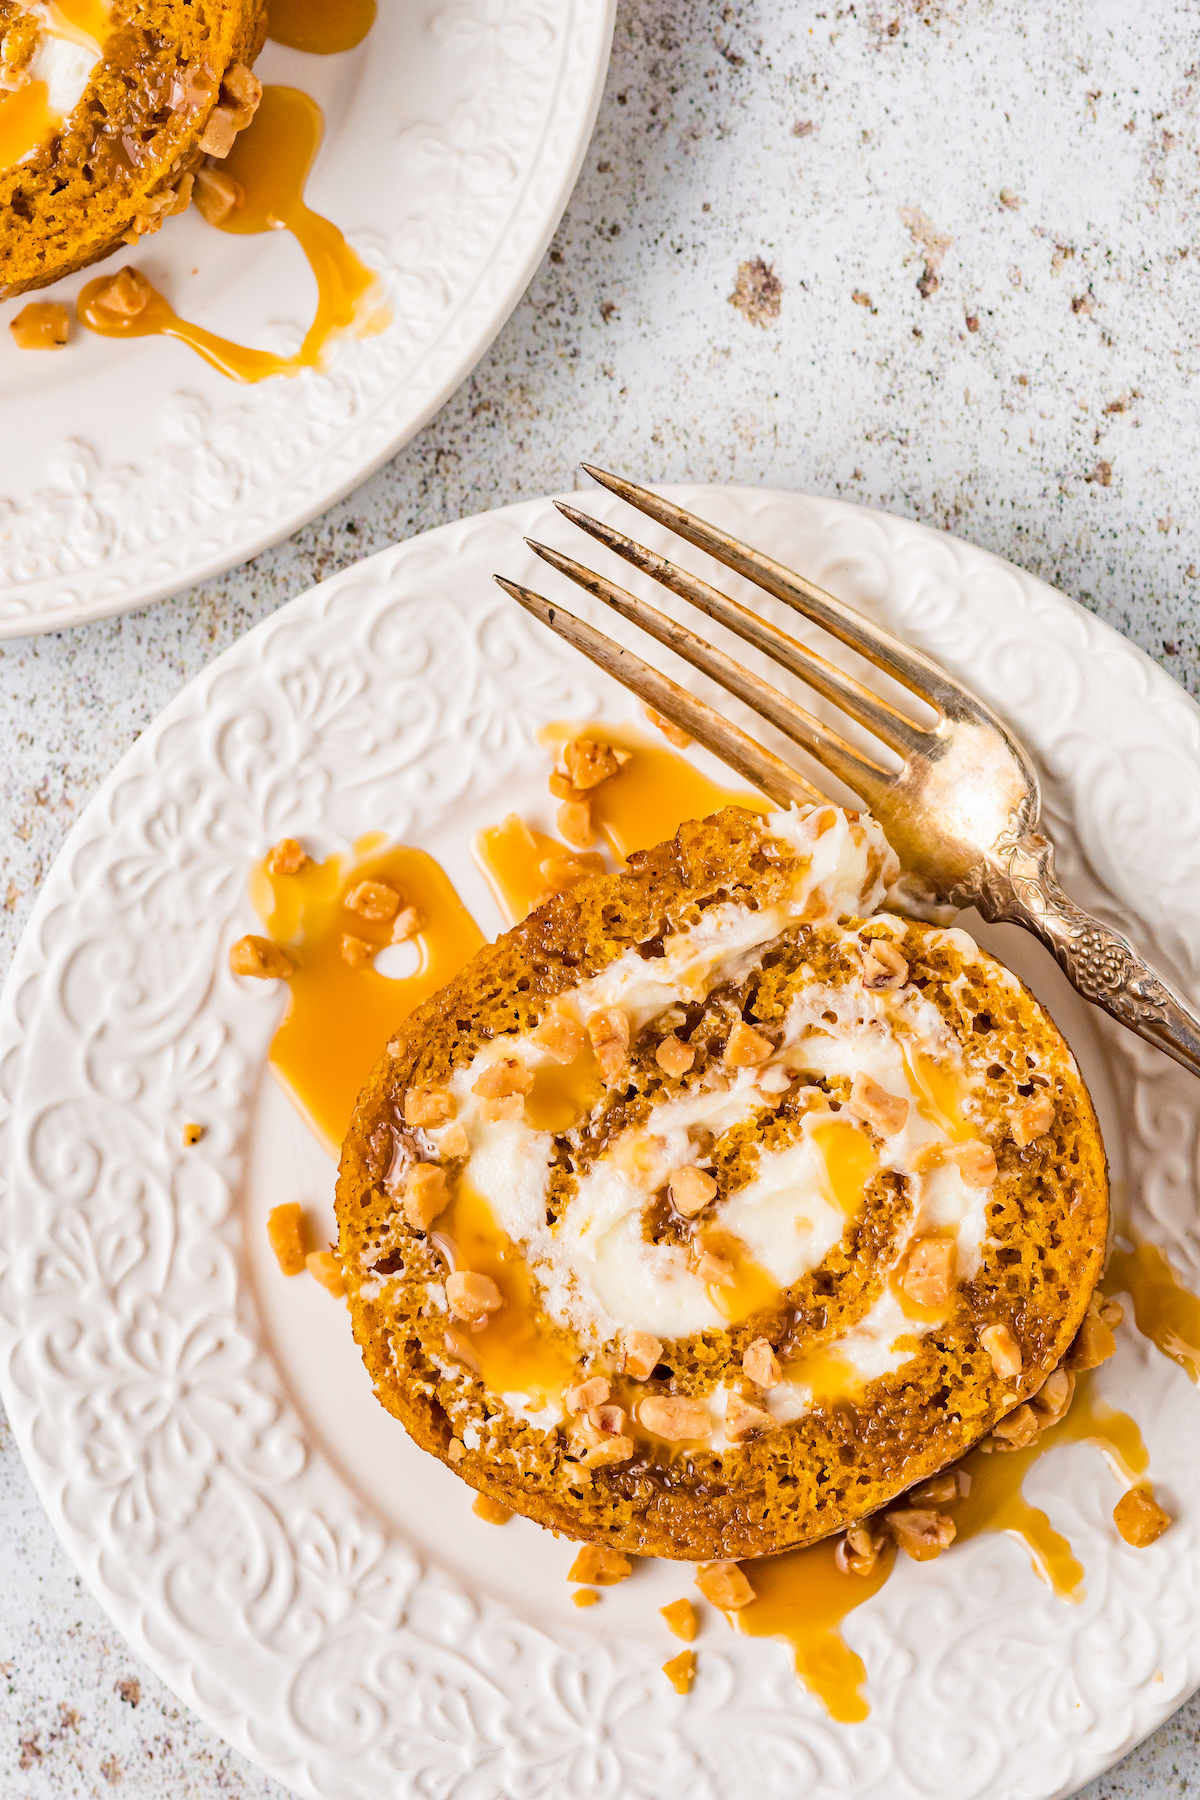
(0, 0), (266, 295)
(335, 806), (1108, 1561)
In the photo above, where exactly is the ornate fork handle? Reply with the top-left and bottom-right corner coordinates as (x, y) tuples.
(971, 832), (1200, 1081)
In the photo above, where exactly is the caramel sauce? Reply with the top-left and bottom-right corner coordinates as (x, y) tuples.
(1104, 1236), (1200, 1384)
(811, 1116), (877, 1217)
(0, 79), (53, 168)
(474, 815), (570, 928)
(900, 1041), (971, 1142)
(734, 1535), (897, 1722)
(541, 721), (767, 861)
(252, 838), (484, 1152)
(51, 0), (109, 45)
(781, 1341), (862, 1402)
(443, 1178), (577, 1406)
(268, 0), (376, 54)
(524, 1042), (604, 1133)
(78, 88), (382, 383)
(700, 1230), (780, 1324)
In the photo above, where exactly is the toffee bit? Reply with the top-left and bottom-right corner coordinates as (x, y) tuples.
(662, 1649), (696, 1694)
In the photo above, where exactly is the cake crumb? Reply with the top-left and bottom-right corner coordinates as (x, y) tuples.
(267, 1203), (308, 1276)
(729, 256), (782, 327)
(695, 1561), (754, 1609)
(662, 1649), (696, 1694)
(568, 1544), (632, 1585)
(230, 934), (294, 979)
(266, 837), (307, 875)
(472, 1494), (514, 1526)
(10, 301), (69, 349)
(572, 1587), (599, 1607)
(1113, 1485), (1171, 1547)
(660, 1598), (697, 1641)
(307, 1249), (346, 1297)
(181, 1122), (204, 1147)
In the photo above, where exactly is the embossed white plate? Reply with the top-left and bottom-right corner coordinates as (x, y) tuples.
(2, 487), (1199, 1800)
(0, 0), (614, 638)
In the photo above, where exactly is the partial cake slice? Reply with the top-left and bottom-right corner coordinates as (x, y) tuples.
(0, 0), (267, 296)
(335, 804), (1108, 1561)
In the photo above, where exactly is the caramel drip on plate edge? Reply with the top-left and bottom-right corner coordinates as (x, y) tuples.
(251, 728), (1200, 1725)
(78, 88), (383, 382)
(268, 0), (377, 55)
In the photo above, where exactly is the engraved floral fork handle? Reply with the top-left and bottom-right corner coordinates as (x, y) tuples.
(496, 466), (1200, 1084)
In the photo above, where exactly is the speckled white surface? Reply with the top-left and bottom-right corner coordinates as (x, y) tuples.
(1, 0), (1198, 1793)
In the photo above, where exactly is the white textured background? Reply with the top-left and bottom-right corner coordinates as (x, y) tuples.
(2, 0), (1199, 1793)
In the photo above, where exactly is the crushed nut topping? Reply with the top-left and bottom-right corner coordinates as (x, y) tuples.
(230, 934), (295, 979)
(643, 703), (692, 748)
(568, 1544), (632, 1584)
(835, 1521), (887, 1575)
(9, 302), (69, 350)
(694, 1561), (755, 1609)
(438, 1120), (471, 1161)
(724, 1019), (772, 1067)
(472, 1055), (534, 1121)
(345, 878), (401, 922)
(341, 934), (375, 968)
(910, 1471), (963, 1505)
(1113, 1484), (1171, 1547)
(199, 105), (240, 157)
(447, 1438), (465, 1462)
(556, 798), (594, 848)
(886, 1507), (956, 1560)
(221, 61), (262, 125)
(669, 1165), (716, 1218)
(563, 736), (629, 790)
(1030, 1366), (1075, 1427)
(266, 837), (308, 875)
(952, 1140), (998, 1187)
(88, 266), (156, 324)
(193, 164), (245, 225)
(909, 1141), (945, 1174)
(472, 1494), (513, 1525)
(622, 1330), (662, 1380)
(182, 1122), (204, 1148)
(655, 1034), (696, 1077)
(980, 1321), (1023, 1380)
(404, 1084), (456, 1128)
(531, 1012), (585, 1063)
(660, 1597), (698, 1641)
(587, 1008), (630, 1082)
(1012, 1091), (1056, 1146)
(1065, 1292), (1119, 1371)
(725, 1390), (774, 1443)
(392, 905), (422, 941)
(403, 1163), (449, 1231)
(861, 939), (908, 989)
(446, 1270), (504, 1323)
(577, 1432), (636, 1468)
(267, 1202), (307, 1275)
(847, 1071), (909, 1135)
(693, 1250), (736, 1287)
(662, 1649), (695, 1695)
(306, 1249), (345, 1297)
(639, 1395), (712, 1440)
(565, 1375), (611, 1414)
(742, 1338), (782, 1390)
(990, 1402), (1040, 1450)
(898, 1237), (956, 1309)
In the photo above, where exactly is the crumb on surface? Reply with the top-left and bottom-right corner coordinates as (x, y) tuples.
(472, 1493), (514, 1526)
(662, 1649), (696, 1694)
(660, 1598), (698, 1641)
(571, 1587), (599, 1607)
(182, 1122), (204, 1147)
(728, 256), (782, 327)
(267, 1203), (308, 1276)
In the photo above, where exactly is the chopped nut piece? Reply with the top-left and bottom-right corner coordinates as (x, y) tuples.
(549, 770), (586, 802)
(392, 905), (422, 942)
(306, 1249), (345, 1297)
(531, 1012), (585, 1063)
(887, 1507), (956, 1561)
(89, 266), (155, 323)
(341, 934), (375, 969)
(742, 1338), (782, 1390)
(695, 1561), (755, 1609)
(639, 1396), (712, 1440)
(622, 1330), (662, 1380)
(662, 1649), (696, 1695)
(539, 851), (605, 891)
(725, 1390), (774, 1443)
(660, 1598), (698, 1641)
(898, 1237), (956, 1309)
(835, 1522), (887, 1575)
(221, 61), (262, 126)
(403, 1164), (449, 1231)
(565, 1376), (611, 1414)
(557, 798), (594, 848)
(694, 1251), (736, 1287)
(182, 1122), (204, 1148)
(1113, 1485), (1171, 1547)
(9, 302), (69, 350)
(579, 1433), (635, 1468)
(568, 1544), (632, 1585)
(1030, 1366), (1075, 1426)
(267, 1202), (307, 1275)
(446, 1270), (503, 1323)
(669, 1165), (717, 1218)
(587, 1008), (630, 1081)
(655, 1034), (696, 1077)
(266, 837), (307, 875)
(447, 1438), (465, 1462)
(910, 1473), (958, 1505)
(643, 703), (692, 748)
(438, 1120), (471, 1161)
(862, 939), (908, 989)
(572, 1588), (599, 1606)
(980, 1321), (1023, 1380)
(230, 934), (295, 979)
(192, 164), (244, 225)
(1066, 1292), (1118, 1370)
(1098, 1295), (1124, 1327)
(847, 1071), (909, 1135)
(404, 1085), (456, 1128)
(563, 736), (628, 790)
(444, 1329), (481, 1372)
(345, 878), (400, 922)
(472, 1494), (513, 1525)
(199, 104), (239, 156)
(724, 1019), (772, 1066)
(952, 1140), (998, 1186)
(472, 1055), (533, 1121)
(909, 1141), (946, 1174)
(1012, 1091), (1056, 1146)
(990, 1402), (1040, 1450)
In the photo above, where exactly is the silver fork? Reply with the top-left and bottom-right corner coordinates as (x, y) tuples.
(494, 466), (1200, 1082)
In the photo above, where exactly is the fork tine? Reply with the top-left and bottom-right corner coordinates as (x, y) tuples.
(493, 575), (825, 809)
(579, 465), (967, 714)
(555, 500), (928, 758)
(524, 539), (891, 809)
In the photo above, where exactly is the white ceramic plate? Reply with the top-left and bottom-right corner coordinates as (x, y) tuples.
(1, 487), (1199, 1800)
(0, 0), (614, 639)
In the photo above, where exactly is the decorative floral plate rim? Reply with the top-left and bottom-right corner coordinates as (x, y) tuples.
(1, 486), (1198, 1800)
(0, 0), (615, 639)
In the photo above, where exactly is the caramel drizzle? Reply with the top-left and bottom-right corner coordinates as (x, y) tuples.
(268, 0), (376, 55)
(1105, 1235), (1200, 1384)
